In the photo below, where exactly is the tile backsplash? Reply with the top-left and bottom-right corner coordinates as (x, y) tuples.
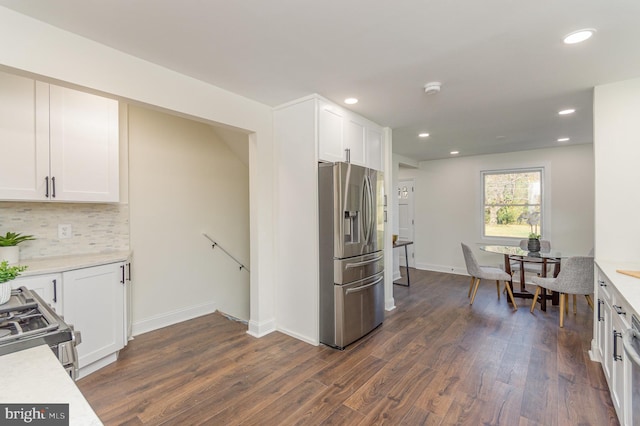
(0, 202), (129, 260)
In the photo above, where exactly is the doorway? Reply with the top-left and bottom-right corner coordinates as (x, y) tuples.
(398, 179), (415, 268)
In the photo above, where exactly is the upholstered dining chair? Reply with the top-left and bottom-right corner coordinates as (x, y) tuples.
(529, 256), (594, 327)
(461, 243), (517, 310)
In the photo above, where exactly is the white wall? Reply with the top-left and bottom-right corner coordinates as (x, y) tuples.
(128, 106), (250, 332)
(398, 144), (595, 273)
(594, 77), (640, 263)
(0, 6), (275, 337)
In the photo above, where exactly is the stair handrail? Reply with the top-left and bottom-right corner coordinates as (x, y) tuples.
(203, 233), (250, 273)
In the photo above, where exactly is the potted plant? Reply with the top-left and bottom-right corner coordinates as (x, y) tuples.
(0, 232), (35, 265)
(0, 260), (27, 304)
(528, 232), (541, 252)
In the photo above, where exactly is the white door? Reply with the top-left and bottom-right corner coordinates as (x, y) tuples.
(398, 179), (415, 267)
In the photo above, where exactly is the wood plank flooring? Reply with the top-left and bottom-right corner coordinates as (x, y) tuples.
(77, 269), (619, 425)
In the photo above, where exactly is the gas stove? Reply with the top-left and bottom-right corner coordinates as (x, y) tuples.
(0, 287), (80, 379)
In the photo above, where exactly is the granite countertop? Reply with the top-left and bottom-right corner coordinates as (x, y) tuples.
(18, 251), (131, 277)
(596, 259), (640, 316)
(0, 345), (103, 425)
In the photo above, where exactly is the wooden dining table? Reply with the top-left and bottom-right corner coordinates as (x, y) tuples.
(479, 245), (568, 311)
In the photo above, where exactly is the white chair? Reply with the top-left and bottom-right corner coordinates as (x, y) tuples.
(529, 256), (594, 327)
(461, 243), (517, 310)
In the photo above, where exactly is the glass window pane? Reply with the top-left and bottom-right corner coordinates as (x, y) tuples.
(483, 169), (542, 239)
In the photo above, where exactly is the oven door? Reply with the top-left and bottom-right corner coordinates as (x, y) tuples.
(623, 317), (640, 426)
(334, 271), (384, 349)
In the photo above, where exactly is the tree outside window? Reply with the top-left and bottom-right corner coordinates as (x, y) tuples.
(483, 169), (542, 239)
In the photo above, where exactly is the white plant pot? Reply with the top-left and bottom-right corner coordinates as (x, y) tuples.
(0, 246), (20, 265)
(0, 281), (11, 304)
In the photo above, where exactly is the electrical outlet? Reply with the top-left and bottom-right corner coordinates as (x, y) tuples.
(58, 224), (72, 239)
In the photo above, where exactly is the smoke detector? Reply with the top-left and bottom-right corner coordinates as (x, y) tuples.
(424, 82), (441, 95)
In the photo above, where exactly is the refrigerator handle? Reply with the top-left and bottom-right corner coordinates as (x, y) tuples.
(345, 254), (384, 268)
(362, 176), (371, 244)
(345, 276), (384, 294)
(366, 175), (375, 244)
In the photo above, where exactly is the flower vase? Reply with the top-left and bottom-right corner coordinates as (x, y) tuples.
(528, 238), (541, 253)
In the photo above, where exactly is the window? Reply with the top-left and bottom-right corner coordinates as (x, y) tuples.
(482, 168), (543, 239)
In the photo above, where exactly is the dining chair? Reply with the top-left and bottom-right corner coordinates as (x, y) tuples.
(461, 243), (517, 310)
(529, 256), (594, 327)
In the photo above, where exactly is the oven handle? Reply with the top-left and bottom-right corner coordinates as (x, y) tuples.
(345, 254), (384, 269)
(345, 276), (384, 294)
(623, 329), (640, 366)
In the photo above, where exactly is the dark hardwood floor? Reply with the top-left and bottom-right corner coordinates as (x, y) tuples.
(77, 269), (619, 425)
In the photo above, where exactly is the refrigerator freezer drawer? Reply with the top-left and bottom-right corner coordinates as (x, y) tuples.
(334, 252), (384, 285)
(334, 272), (384, 349)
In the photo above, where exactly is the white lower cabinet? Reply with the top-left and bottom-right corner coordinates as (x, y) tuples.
(12, 273), (62, 313)
(595, 265), (634, 426)
(62, 262), (126, 375)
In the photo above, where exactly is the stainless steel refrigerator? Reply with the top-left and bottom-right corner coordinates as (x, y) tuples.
(319, 162), (385, 349)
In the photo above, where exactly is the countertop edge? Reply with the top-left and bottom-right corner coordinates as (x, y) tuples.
(17, 251), (131, 277)
(595, 259), (640, 316)
(0, 345), (103, 425)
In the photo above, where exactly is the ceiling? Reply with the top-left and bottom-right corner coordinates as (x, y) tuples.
(2, 1), (640, 161)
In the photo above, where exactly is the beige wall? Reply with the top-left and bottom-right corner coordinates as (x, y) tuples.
(398, 144), (595, 273)
(128, 105), (250, 329)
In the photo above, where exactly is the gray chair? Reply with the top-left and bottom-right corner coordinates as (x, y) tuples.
(461, 243), (517, 310)
(529, 256), (595, 327)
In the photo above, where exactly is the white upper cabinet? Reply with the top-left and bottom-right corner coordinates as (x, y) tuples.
(0, 70), (119, 202)
(314, 96), (385, 171)
(0, 73), (49, 199)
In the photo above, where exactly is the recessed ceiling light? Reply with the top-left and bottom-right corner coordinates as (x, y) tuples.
(450, 151), (459, 155)
(563, 29), (596, 44)
(344, 98), (358, 105)
(557, 137), (570, 142)
(558, 108), (576, 115)
(418, 132), (430, 138)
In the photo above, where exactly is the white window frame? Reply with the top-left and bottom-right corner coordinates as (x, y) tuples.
(481, 167), (546, 242)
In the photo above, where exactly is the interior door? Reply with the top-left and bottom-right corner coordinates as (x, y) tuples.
(398, 179), (415, 267)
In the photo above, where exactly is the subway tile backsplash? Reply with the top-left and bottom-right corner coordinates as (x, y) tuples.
(0, 202), (129, 260)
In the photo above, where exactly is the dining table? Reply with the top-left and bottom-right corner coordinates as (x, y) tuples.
(479, 245), (571, 311)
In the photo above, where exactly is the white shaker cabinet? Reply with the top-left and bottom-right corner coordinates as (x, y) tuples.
(12, 273), (63, 314)
(0, 70), (119, 202)
(62, 262), (125, 374)
(313, 96), (384, 171)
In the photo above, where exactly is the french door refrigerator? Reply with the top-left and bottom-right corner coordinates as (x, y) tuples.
(319, 162), (385, 349)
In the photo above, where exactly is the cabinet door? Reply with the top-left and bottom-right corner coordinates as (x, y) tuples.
(49, 85), (119, 202)
(343, 115), (366, 166)
(366, 126), (383, 171)
(0, 71), (50, 200)
(611, 307), (627, 421)
(12, 273), (62, 313)
(63, 263), (124, 368)
(318, 101), (344, 163)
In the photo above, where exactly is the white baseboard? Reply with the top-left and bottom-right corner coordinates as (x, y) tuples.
(132, 301), (217, 337)
(276, 326), (318, 346)
(385, 297), (396, 311)
(77, 353), (118, 379)
(414, 262), (468, 276)
(247, 318), (276, 338)
(393, 270), (402, 281)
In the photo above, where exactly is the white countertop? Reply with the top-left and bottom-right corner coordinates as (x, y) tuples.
(18, 251), (130, 277)
(596, 259), (640, 316)
(0, 345), (103, 425)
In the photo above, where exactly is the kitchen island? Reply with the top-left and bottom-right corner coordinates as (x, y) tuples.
(0, 345), (103, 425)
